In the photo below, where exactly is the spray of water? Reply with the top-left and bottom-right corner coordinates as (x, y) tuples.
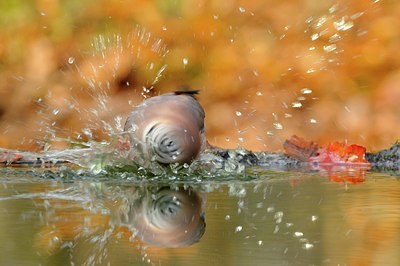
(229, 2), (375, 151)
(34, 26), (169, 170)
(26, 2), (378, 174)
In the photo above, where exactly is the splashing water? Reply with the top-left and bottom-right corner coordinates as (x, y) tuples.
(34, 26), (170, 169)
(28, 0), (379, 172)
(227, 1), (377, 151)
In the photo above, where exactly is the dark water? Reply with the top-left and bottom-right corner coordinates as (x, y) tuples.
(0, 168), (399, 266)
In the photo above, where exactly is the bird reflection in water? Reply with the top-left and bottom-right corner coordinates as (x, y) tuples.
(33, 184), (205, 256)
(114, 186), (206, 248)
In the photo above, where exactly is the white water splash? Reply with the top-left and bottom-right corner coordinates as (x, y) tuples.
(37, 26), (169, 160)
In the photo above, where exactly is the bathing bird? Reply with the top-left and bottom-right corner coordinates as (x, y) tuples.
(124, 90), (205, 165)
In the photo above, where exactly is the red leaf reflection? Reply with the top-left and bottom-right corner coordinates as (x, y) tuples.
(284, 135), (370, 185)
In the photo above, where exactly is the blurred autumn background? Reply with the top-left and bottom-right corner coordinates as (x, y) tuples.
(0, 0), (399, 153)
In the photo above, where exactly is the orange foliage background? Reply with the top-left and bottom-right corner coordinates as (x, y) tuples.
(0, 0), (399, 152)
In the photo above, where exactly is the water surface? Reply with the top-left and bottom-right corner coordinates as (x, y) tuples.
(0, 168), (399, 265)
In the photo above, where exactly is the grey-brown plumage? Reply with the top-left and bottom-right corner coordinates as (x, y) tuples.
(124, 91), (205, 165)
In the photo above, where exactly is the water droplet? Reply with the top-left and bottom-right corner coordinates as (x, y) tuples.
(238, 137), (244, 143)
(306, 68), (315, 74)
(301, 88), (313, 94)
(311, 215), (318, 222)
(273, 225), (279, 234)
(225, 137), (230, 142)
(52, 109), (60, 115)
(334, 17), (354, 31)
(235, 111), (242, 117)
(162, 25), (167, 31)
(213, 15), (219, 20)
(323, 44), (337, 53)
(258, 240), (263, 246)
(256, 91), (262, 96)
(310, 118), (317, 124)
(309, 46), (316, 51)
(329, 33), (342, 43)
(225, 215), (230, 220)
(292, 102), (302, 108)
(311, 33), (319, 41)
(182, 57), (188, 66)
(239, 6), (246, 13)
(314, 16), (327, 29)
(235, 226), (243, 232)
(152, 64), (168, 85)
(266, 131), (274, 136)
(273, 122), (283, 130)
(82, 128), (93, 138)
(329, 4), (338, 14)
(67, 57), (75, 64)
(302, 243), (314, 250)
(274, 212), (283, 222)
(284, 113), (292, 118)
(293, 232), (304, 237)
(297, 96), (306, 101)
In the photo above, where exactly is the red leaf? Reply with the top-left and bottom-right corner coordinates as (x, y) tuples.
(284, 135), (370, 186)
(308, 142), (370, 166)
